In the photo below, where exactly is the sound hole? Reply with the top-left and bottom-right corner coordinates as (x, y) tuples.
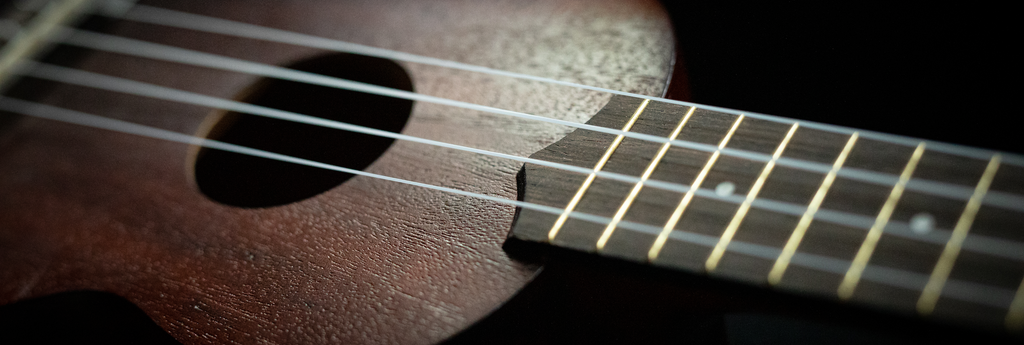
(193, 53), (414, 208)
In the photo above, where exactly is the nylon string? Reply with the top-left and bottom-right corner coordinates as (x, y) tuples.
(548, 99), (652, 242)
(594, 106), (697, 251)
(646, 115), (744, 260)
(2, 0), (1023, 317)
(110, 1), (1024, 167)
(0, 95), (1016, 311)
(11, 61), (1024, 264)
(38, 26), (1024, 214)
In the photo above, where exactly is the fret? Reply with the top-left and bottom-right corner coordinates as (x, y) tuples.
(915, 150), (992, 188)
(948, 248), (1024, 288)
(0, 0), (95, 91)
(593, 106), (695, 250)
(647, 115), (744, 261)
(642, 113), (762, 188)
(510, 95), (1024, 336)
(706, 123), (798, 272)
(646, 118), (793, 268)
(1009, 278), (1024, 332)
(546, 99), (650, 241)
(842, 137), (921, 175)
(598, 108), (747, 262)
(777, 122), (853, 164)
(768, 133), (859, 285)
(533, 98), (721, 253)
(852, 233), (945, 313)
(939, 250), (1024, 325)
(918, 155), (1001, 315)
(717, 115), (795, 155)
(838, 142), (926, 299)
(972, 169), (1024, 244)
(991, 164), (1024, 196)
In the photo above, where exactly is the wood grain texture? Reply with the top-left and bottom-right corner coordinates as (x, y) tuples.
(0, 1), (675, 344)
(511, 94), (1024, 335)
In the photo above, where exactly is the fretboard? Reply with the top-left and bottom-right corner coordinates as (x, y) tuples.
(509, 95), (1024, 336)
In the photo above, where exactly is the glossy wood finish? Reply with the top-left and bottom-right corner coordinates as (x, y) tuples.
(0, 1), (675, 343)
(511, 94), (1024, 335)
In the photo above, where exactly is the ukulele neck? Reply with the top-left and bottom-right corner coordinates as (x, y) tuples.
(509, 94), (1024, 335)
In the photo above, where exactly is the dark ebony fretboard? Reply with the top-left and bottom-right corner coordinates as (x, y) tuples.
(510, 95), (1024, 336)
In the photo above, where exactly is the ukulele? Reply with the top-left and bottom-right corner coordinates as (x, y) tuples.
(0, 1), (1019, 344)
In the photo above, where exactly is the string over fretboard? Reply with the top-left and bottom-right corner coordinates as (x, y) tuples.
(510, 95), (1024, 335)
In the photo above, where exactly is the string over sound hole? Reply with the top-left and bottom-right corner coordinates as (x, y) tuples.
(192, 53), (414, 208)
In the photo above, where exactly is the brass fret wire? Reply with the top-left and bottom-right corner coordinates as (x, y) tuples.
(547, 99), (650, 242)
(705, 123), (799, 272)
(648, 115), (745, 261)
(838, 142), (926, 299)
(767, 133), (859, 285)
(1007, 277), (1024, 332)
(0, 0), (94, 90)
(595, 106), (698, 250)
(17, 6), (1024, 324)
(7, 95), (1024, 313)
(30, 59), (1024, 263)
(917, 155), (1001, 315)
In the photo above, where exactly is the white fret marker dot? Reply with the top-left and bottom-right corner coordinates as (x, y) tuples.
(910, 213), (935, 234)
(715, 181), (735, 197)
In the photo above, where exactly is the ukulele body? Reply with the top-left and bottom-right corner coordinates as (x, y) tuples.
(0, 0), (676, 343)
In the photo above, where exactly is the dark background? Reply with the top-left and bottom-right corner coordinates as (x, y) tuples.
(460, 4), (1022, 344)
(0, 1), (1019, 344)
(665, 2), (1018, 154)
